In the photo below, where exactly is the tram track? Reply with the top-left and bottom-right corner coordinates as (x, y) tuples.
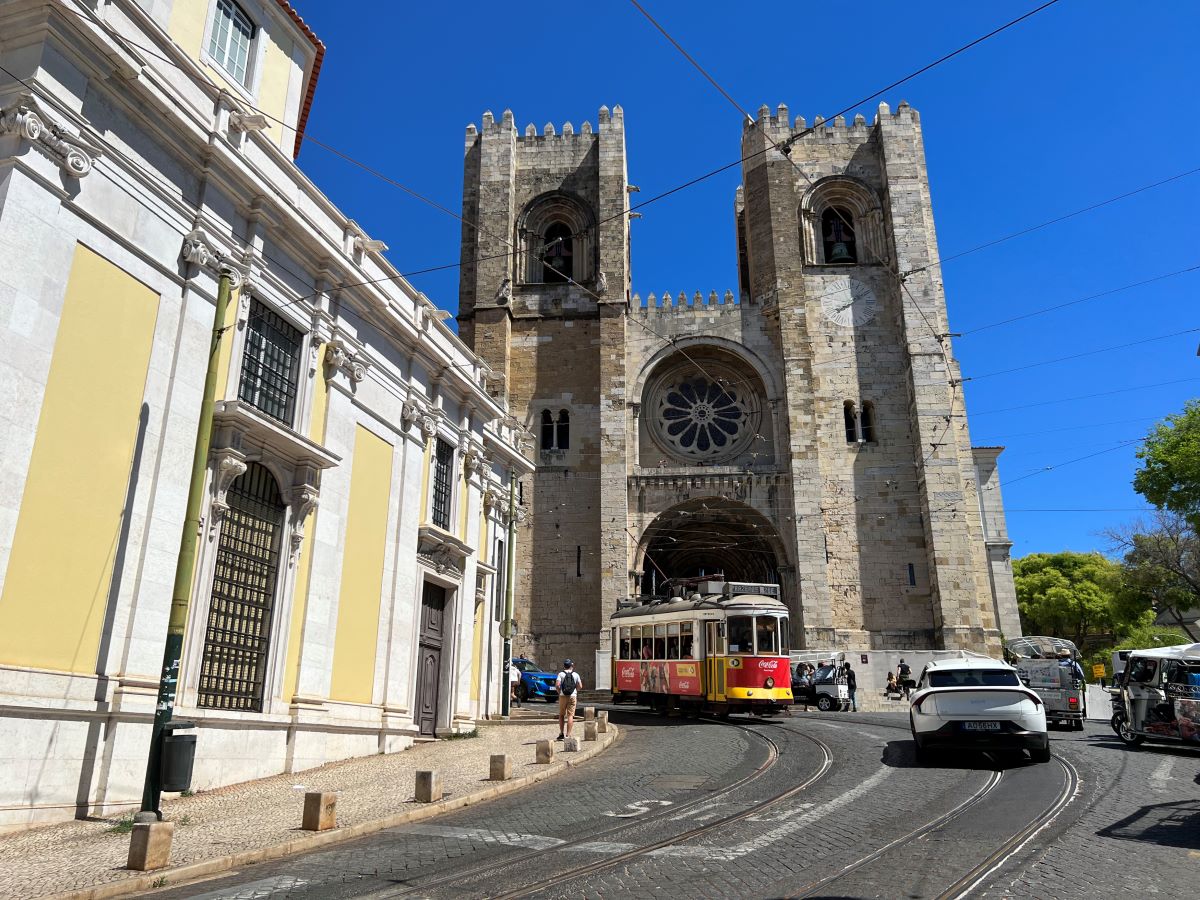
(782, 716), (1082, 900)
(382, 712), (831, 898)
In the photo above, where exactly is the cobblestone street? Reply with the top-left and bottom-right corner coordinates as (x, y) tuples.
(137, 710), (1200, 899)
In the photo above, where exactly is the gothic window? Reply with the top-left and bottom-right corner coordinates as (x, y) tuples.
(208, 0), (257, 87)
(431, 438), (454, 530)
(240, 301), (302, 426)
(198, 462), (284, 712)
(542, 222), (573, 283)
(540, 409), (555, 450)
(843, 401), (858, 443)
(518, 193), (595, 284)
(555, 410), (570, 450)
(822, 207), (857, 264)
(861, 401), (877, 443)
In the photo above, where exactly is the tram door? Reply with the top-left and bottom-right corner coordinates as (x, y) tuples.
(706, 621), (725, 701)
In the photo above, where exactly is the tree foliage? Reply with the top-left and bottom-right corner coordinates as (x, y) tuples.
(1106, 510), (1200, 642)
(1134, 399), (1200, 527)
(1013, 551), (1130, 646)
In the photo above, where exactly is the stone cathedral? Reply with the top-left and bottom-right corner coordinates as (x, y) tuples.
(457, 102), (1021, 680)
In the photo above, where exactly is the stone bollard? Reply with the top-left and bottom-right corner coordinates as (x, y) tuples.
(127, 821), (174, 871)
(415, 770), (442, 803)
(584, 721), (597, 742)
(489, 753), (512, 781)
(597, 710), (609, 734)
(563, 735), (580, 752)
(584, 706), (595, 721)
(302, 791), (337, 831)
(536, 739), (554, 764)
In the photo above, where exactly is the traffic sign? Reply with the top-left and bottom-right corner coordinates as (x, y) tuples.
(1092, 663), (1106, 679)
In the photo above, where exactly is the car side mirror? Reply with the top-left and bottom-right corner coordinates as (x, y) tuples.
(1021, 677), (1031, 687)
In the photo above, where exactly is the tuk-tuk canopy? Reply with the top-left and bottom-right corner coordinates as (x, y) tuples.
(1123, 642), (1200, 662)
(1006, 636), (1079, 660)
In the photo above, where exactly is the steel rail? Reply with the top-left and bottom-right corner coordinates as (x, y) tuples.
(383, 711), (817, 897)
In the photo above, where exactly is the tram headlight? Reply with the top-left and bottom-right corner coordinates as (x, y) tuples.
(764, 676), (775, 689)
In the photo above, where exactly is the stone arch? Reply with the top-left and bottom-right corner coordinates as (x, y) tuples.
(515, 191), (596, 284)
(799, 175), (886, 266)
(632, 334), (782, 402)
(635, 497), (788, 596)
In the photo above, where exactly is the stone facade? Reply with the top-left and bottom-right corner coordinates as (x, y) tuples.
(457, 102), (1020, 682)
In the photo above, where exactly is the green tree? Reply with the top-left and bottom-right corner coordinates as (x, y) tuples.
(1134, 400), (1200, 526)
(1013, 551), (1128, 646)
(1107, 511), (1200, 642)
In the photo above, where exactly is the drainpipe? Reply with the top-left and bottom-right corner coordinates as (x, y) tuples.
(500, 476), (516, 717)
(135, 262), (236, 821)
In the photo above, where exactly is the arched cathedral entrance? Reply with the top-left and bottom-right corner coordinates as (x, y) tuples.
(636, 498), (784, 597)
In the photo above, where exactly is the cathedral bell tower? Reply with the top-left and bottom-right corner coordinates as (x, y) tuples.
(457, 107), (631, 680)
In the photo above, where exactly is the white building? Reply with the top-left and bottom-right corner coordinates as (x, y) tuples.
(0, 0), (531, 829)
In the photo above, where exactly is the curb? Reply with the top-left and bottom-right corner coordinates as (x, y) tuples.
(47, 726), (621, 900)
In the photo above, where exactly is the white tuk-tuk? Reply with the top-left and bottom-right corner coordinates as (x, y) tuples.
(1005, 636), (1086, 730)
(1113, 643), (1200, 748)
(790, 651), (849, 711)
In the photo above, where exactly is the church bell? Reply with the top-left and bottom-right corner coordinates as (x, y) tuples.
(828, 241), (855, 264)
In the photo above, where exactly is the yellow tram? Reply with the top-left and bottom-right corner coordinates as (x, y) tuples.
(610, 581), (793, 716)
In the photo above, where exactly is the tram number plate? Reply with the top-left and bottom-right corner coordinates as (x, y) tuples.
(962, 721), (1001, 731)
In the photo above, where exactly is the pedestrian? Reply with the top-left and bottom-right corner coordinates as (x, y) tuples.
(555, 659), (582, 741)
(897, 659), (913, 699)
(842, 661), (858, 712)
(886, 671), (899, 698)
(509, 658), (522, 708)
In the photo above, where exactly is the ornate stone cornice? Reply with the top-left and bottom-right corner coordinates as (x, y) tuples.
(286, 483), (320, 564)
(0, 94), (101, 178)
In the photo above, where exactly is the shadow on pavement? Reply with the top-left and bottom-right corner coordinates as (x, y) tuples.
(882, 739), (1040, 771)
(1097, 799), (1200, 850)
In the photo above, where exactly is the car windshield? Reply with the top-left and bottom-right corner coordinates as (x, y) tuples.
(515, 659), (544, 673)
(929, 668), (1020, 688)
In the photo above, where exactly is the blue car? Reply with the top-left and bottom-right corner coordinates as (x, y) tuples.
(513, 657), (559, 703)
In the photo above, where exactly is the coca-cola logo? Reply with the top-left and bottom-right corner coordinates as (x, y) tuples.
(757, 659), (777, 670)
(620, 666), (637, 679)
(678, 680), (692, 691)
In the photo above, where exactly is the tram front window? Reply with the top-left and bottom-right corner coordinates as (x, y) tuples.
(779, 617), (790, 652)
(727, 616), (753, 654)
(756, 617), (779, 655)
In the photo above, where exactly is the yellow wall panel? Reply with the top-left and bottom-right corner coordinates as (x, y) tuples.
(0, 245), (159, 672)
(329, 426), (393, 704)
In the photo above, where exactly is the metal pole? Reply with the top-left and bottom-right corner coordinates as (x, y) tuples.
(136, 264), (235, 822)
(500, 476), (516, 717)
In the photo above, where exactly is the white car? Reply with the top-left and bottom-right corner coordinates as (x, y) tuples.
(909, 656), (1050, 763)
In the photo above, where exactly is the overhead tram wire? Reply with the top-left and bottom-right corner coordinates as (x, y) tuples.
(56, 2), (1193, 346)
(964, 376), (1200, 417)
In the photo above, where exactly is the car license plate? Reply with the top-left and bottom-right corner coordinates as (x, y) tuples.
(962, 721), (1001, 731)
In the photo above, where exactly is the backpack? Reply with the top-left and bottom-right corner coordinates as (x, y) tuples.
(898, 663), (911, 677)
(559, 671), (578, 696)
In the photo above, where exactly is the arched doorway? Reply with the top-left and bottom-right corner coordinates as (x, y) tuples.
(637, 498), (784, 596)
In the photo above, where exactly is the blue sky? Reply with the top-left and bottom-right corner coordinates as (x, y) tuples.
(290, 1), (1198, 558)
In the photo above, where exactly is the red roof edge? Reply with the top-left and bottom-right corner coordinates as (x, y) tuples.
(274, 1), (325, 159)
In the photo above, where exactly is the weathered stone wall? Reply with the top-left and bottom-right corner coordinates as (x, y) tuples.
(458, 101), (1016, 669)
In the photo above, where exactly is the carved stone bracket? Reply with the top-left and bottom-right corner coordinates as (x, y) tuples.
(324, 340), (367, 383)
(483, 488), (502, 513)
(0, 94), (101, 178)
(400, 399), (424, 432)
(207, 448), (248, 538)
(181, 229), (247, 290)
(419, 414), (439, 444)
(463, 446), (483, 479)
(286, 484), (320, 564)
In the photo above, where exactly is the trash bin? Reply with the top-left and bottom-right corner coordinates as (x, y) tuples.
(160, 721), (197, 793)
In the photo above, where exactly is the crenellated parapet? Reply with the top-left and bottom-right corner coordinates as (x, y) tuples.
(633, 290), (741, 316)
(742, 99), (919, 144)
(465, 104), (623, 145)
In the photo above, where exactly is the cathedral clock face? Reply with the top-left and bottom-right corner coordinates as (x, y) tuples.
(821, 277), (877, 328)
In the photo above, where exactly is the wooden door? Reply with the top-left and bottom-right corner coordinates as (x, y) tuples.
(416, 582), (447, 736)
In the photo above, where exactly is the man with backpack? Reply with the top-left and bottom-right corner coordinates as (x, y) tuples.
(897, 659), (914, 699)
(555, 659), (582, 741)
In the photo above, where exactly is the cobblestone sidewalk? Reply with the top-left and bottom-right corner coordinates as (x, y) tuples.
(0, 721), (614, 900)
